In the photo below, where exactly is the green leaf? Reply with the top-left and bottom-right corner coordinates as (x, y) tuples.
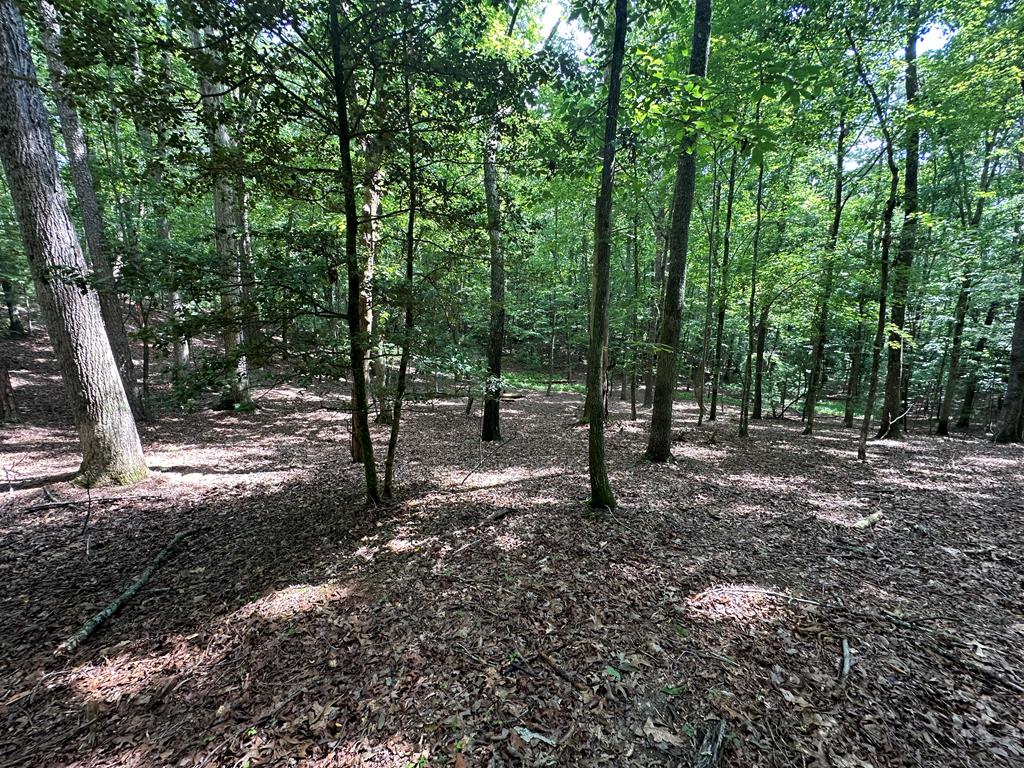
(604, 665), (622, 681)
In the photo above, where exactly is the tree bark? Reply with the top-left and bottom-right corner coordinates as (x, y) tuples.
(189, 26), (251, 410)
(2, 278), (26, 336)
(709, 147), (739, 422)
(38, 0), (142, 418)
(585, 0), (627, 509)
(0, 0), (146, 485)
(329, 0), (379, 502)
(994, 223), (1024, 443)
(481, 117), (505, 442)
(803, 116), (846, 435)
(642, 206), (666, 408)
(739, 156), (764, 437)
(878, 2), (921, 440)
(645, 0), (712, 461)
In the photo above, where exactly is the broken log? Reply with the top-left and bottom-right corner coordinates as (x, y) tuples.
(55, 529), (197, 655)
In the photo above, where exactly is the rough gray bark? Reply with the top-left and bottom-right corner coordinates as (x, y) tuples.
(645, 0), (712, 461)
(0, 0), (146, 485)
(38, 0), (142, 418)
(189, 26), (250, 409)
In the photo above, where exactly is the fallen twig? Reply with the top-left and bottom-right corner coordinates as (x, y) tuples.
(54, 528), (198, 655)
(839, 638), (852, 679)
(537, 649), (588, 692)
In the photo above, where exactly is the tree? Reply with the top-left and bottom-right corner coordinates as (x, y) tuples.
(0, 0), (146, 485)
(329, 0), (380, 503)
(645, 0), (713, 462)
(585, 0), (628, 509)
(877, 1), (921, 440)
(38, 0), (143, 418)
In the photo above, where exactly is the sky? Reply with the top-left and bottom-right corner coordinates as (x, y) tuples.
(539, 1), (954, 56)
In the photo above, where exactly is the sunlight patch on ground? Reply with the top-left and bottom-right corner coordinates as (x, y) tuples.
(233, 582), (350, 621)
(683, 583), (792, 626)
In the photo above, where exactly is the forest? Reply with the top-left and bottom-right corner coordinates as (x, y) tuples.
(1, 0), (1023, 764)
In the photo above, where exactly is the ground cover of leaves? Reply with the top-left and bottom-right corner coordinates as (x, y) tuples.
(1, 335), (1023, 767)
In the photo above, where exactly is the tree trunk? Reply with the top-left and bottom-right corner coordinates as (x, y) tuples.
(994, 224), (1024, 444)
(643, 207), (666, 408)
(189, 26), (251, 410)
(38, 0), (142, 418)
(0, 0), (146, 484)
(739, 155), (764, 437)
(697, 164), (719, 426)
(957, 302), (996, 429)
(585, 0), (627, 509)
(709, 147), (739, 422)
(937, 277), (970, 435)
(383, 62), (417, 499)
(481, 117), (505, 442)
(329, 0), (379, 502)
(2, 278), (26, 336)
(803, 115), (846, 435)
(0, 363), (18, 422)
(753, 309), (768, 419)
(878, 2), (921, 440)
(645, 0), (712, 461)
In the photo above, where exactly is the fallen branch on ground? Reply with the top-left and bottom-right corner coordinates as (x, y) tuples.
(852, 510), (883, 529)
(54, 528), (198, 655)
(693, 719), (727, 767)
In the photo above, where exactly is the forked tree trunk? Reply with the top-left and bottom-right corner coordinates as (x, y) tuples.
(645, 0), (712, 461)
(0, 0), (146, 484)
(38, 0), (142, 418)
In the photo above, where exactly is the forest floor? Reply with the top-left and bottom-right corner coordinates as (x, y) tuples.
(2, 335), (1023, 768)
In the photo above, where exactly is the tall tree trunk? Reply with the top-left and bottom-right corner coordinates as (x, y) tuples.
(645, 0), (712, 461)
(643, 206), (666, 407)
(329, 0), (379, 502)
(482, 117), (506, 441)
(753, 307), (768, 419)
(0, 0), (146, 484)
(937, 278), (970, 435)
(938, 138), (997, 435)
(696, 157), (720, 424)
(740, 156), (764, 437)
(994, 222), (1024, 443)
(2, 278), (26, 336)
(189, 27), (251, 410)
(383, 61), (417, 499)
(709, 146), (738, 422)
(956, 302), (996, 429)
(586, 0), (627, 509)
(38, 0), (142, 418)
(803, 115), (847, 435)
(878, 2), (921, 440)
